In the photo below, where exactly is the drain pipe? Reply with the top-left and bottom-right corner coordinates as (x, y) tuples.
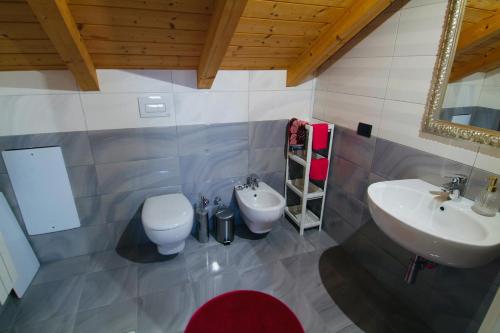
(404, 255), (437, 284)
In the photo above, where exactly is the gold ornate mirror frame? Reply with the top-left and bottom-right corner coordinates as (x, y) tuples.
(422, 0), (500, 147)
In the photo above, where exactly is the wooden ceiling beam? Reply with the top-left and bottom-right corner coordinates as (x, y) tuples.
(286, 0), (395, 87)
(457, 12), (500, 53)
(450, 46), (500, 82)
(26, 0), (99, 91)
(197, 0), (248, 89)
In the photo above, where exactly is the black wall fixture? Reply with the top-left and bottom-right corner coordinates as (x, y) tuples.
(357, 122), (372, 138)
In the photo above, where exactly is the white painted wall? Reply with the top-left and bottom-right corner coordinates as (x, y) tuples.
(0, 69), (314, 135)
(313, 0), (500, 174)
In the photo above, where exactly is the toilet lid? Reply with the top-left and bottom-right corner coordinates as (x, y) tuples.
(142, 193), (193, 231)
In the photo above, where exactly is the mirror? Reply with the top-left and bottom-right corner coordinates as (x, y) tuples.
(422, 0), (500, 147)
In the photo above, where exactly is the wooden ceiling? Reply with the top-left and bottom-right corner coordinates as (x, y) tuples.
(450, 0), (500, 82)
(0, 0), (396, 89)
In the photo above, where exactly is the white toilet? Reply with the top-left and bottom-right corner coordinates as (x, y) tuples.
(141, 193), (194, 255)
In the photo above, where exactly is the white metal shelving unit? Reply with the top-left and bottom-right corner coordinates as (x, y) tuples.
(284, 122), (334, 235)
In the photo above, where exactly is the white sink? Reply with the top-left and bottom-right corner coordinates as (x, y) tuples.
(367, 179), (500, 268)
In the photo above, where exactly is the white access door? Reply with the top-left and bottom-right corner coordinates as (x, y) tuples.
(2, 147), (80, 235)
(0, 193), (39, 297)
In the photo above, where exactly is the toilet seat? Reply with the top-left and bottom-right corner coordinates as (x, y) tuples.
(142, 193), (192, 231)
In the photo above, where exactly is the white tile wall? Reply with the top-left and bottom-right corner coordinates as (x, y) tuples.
(96, 70), (173, 93)
(175, 91), (248, 125)
(313, 0), (499, 174)
(314, 91), (384, 133)
(171, 70), (198, 92)
(321, 57), (392, 98)
(173, 70), (250, 92)
(344, 13), (400, 58)
(378, 100), (479, 165)
(0, 94), (86, 135)
(0, 71), (78, 96)
(385, 56), (436, 104)
(403, 0), (447, 9)
(394, 2), (447, 56)
(0, 69), (315, 136)
(81, 93), (176, 130)
(211, 71), (250, 91)
(249, 90), (312, 121)
(1, 0), (497, 175)
(248, 70), (314, 91)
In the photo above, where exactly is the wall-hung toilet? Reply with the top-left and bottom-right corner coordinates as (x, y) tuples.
(141, 193), (194, 255)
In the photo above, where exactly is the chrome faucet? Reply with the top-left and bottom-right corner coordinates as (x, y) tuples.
(247, 174), (260, 190)
(438, 174), (468, 201)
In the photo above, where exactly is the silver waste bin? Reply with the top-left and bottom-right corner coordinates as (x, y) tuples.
(214, 207), (234, 245)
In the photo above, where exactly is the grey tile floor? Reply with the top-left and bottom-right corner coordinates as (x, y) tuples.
(0, 218), (361, 333)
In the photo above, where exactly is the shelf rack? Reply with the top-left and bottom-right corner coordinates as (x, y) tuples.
(284, 121), (334, 235)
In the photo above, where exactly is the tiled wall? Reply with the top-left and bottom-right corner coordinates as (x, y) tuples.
(0, 69), (314, 135)
(0, 69), (310, 262)
(0, 120), (287, 262)
(313, 0), (500, 175)
(322, 125), (500, 333)
(313, 0), (500, 332)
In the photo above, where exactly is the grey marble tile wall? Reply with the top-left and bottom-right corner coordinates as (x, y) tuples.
(324, 125), (500, 333)
(0, 120), (288, 263)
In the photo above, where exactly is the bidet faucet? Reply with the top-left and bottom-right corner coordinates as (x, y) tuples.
(247, 174), (260, 190)
(439, 174), (468, 201)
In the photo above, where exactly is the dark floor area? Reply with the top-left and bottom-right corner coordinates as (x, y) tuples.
(319, 247), (435, 333)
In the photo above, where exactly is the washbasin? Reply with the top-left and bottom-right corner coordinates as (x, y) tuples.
(367, 179), (500, 268)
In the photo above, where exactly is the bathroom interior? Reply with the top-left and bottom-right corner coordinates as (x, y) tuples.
(0, 0), (499, 332)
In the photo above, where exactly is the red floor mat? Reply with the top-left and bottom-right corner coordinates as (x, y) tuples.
(185, 290), (304, 333)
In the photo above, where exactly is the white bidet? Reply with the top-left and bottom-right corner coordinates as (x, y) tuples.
(235, 182), (285, 234)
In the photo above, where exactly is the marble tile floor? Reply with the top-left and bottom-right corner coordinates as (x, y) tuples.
(0, 218), (362, 333)
(319, 247), (434, 333)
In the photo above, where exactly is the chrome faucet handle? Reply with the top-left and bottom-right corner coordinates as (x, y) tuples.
(249, 173), (259, 184)
(440, 174), (467, 201)
(444, 174), (468, 184)
(247, 173), (259, 190)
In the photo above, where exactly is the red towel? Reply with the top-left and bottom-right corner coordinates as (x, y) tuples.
(310, 157), (328, 181)
(312, 123), (328, 150)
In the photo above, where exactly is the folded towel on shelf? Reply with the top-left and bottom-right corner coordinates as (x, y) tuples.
(311, 123), (328, 150)
(310, 157), (328, 181)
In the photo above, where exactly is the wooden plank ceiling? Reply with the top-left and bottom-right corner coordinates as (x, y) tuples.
(0, 0), (395, 89)
(450, 0), (500, 82)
